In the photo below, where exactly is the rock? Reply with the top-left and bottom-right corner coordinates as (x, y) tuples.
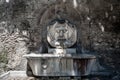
(6, 34), (28, 70)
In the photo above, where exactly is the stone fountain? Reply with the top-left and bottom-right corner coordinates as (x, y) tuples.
(23, 19), (97, 79)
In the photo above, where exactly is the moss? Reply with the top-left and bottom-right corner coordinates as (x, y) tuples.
(0, 48), (8, 64)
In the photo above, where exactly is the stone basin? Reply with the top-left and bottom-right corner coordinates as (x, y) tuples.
(23, 53), (96, 77)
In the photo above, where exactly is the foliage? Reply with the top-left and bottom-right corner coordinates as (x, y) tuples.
(0, 48), (8, 64)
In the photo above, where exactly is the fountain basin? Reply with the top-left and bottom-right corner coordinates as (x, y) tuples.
(23, 53), (96, 77)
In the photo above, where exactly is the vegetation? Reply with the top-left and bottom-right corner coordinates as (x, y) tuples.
(0, 48), (8, 64)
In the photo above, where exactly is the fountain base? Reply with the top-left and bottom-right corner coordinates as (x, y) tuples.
(24, 53), (96, 77)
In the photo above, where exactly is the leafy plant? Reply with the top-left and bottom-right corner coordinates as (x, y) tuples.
(0, 48), (8, 64)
